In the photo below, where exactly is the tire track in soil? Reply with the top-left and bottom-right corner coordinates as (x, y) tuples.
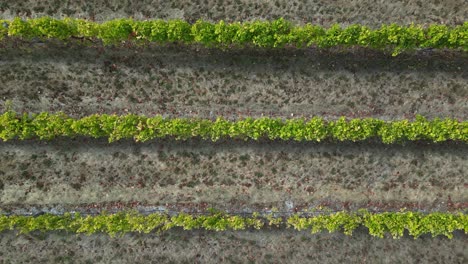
(0, 138), (466, 209)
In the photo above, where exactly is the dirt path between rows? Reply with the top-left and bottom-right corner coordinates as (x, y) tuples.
(0, 229), (466, 263)
(1, 43), (467, 120)
(1, 1), (467, 262)
(1, 0), (466, 27)
(1, 139), (466, 210)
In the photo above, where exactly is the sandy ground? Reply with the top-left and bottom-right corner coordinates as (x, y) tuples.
(0, 0), (466, 27)
(1, 139), (466, 210)
(0, 229), (467, 264)
(0, 43), (467, 120)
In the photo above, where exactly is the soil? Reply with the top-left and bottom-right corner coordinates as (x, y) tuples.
(1, 139), (466, 210)
(0, 229), (466, 264)
(0, 42), (467, 120)
(2, 199), (468, 219)
(0, 0), (466, 27)
(0, 2), (467, 262)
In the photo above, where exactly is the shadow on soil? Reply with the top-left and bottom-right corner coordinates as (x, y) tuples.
(3, 137), (467, 155)
(1, 40), (467, 73)
(0, 228), (466, 263)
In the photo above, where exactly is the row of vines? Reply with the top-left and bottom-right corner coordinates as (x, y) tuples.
(1, 211), (466, 239)
(1, 17), (467, 55)
(0, 111), (466, 143)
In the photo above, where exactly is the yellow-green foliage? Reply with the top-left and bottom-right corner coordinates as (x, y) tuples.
(0, 211), (465, 238)
(1, 18), (466, 55)
(0, 111), (466, 143)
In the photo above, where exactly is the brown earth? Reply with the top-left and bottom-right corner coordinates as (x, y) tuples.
(1, 42), (467, 120)
(0, 0), (466, 27)
(0, 229), (466, 264)
(1, 139), (466, 210)
(0, 1), (467, 261)
(2, 199), (468, 219)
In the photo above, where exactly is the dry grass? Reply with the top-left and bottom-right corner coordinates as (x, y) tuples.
(1, 139), (466, 209)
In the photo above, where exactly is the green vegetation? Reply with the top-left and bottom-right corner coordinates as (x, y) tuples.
(0, 111), (466, 143)
(0, 17), (466, 55)
(0, 210), (465, 239)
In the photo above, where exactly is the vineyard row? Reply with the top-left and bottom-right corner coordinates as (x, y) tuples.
(0, 111), (466, 143)
(1, 210), (466, 239)
(1, 18), (467, 55)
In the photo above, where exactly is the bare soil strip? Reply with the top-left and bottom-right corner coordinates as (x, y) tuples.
(2, 200), (467, 218)
(0, 229), (466, 263)
(0, 0), (465, 26)
(1, 1), (467, 262)
(1, 43), (467, 120)
(1, 138), (466, 209)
